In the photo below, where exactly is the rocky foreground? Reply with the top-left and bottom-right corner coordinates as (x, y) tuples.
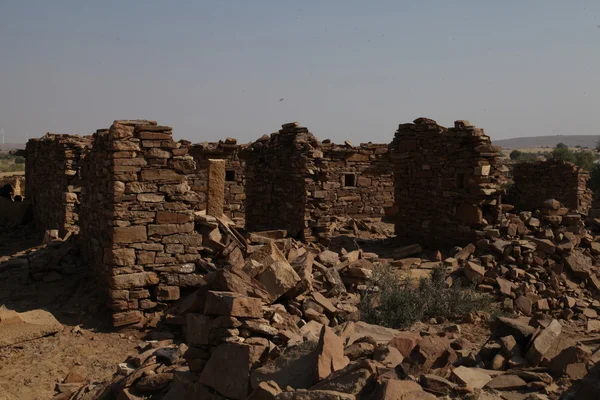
(3, 200), (600, 399)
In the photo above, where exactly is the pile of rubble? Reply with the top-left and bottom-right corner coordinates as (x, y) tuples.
(53, 200), (600, 400)
(435, 199), (600, 330)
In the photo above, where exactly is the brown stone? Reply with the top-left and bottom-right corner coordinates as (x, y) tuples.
(207, 159), (226, 217)
(204, 291), (263, 318)
(316, 326), (349, 380)
(389, 332), (422, 358)
(104, 248), (136, 266)
(113, 226), (147, 243)
(110, 272), (159, 290)
(200, 343), (251, 400)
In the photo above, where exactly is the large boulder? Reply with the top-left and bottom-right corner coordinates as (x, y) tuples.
(200, 343), (252, 400)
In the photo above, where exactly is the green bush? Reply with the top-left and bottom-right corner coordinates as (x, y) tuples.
(360, 264), (494, 329)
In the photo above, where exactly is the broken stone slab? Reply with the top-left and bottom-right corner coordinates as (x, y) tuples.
(276, 390), (355, 400)
(564, 251), (593, 279)
(247, 381), (283, 400)
(464, 262), (486, 284)
(316, 326), (350, 380)
(374, 379), (435, 400)
(419, 374), (458, 395)
(318, 250), (340, 267)
(392, 244), (422, 260)
(492, 317), (536, 343)
(484, 374), (528, 390)
(402, 336), (456, 375)
(388, 331), (422, 358)
(526, 319), (562, 366)
(200, 343), (251, 400)
(256, 261), (301, 301)
(311, 359), (379, 395)
(347, 321), (401, 345)
(548, 344), (592, 376)
(311, 292), (337, 314)
(204, 291), (263, 318)
(0, 306), (63, 347)
(451, 366), (492, 389)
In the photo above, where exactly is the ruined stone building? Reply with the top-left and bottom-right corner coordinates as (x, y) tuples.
(512, 159), (593, 214)
(18, 116), (600, 326)
(244, 123), (326, 242)
(319, 142), (393, 219)
(79, 120), (203, 326)
(244, 123), (394, 244)
(188, 139), (246, 225)
(389, 118), (504, 246)
(25, 133), (91, 235)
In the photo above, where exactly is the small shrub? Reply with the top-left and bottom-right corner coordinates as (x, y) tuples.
(360, 264), (494, 329)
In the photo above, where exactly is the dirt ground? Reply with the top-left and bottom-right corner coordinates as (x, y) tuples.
(0, 227), (143, 400)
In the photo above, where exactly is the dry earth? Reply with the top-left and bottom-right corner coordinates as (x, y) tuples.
(0, 228), (143, 400)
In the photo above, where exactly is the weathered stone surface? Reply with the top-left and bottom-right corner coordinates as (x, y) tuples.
(247, 381), (282, 400)
(103, 248), (136, 266)
(200, 343), (251, 400)
(348, 322), (401, 345)
(564, 251), (593, 278)
(451, 366), (492, 389)
(526, 319), (561, 366)
(492, 317), (536, 342)
(110, 272), (159, 290)
(207, 159), (226, 217)
(375, 379), (435, 400)
(316, 326), (349, 380)
(256, 261), (301, 300)
(276, 390), (355, 400)
(484, 374), (527, 390)
(204, 291), (263, 318)
(113, 226), (148, 244)
(389, 332), (422, 358)
(311, 359), (378, 395)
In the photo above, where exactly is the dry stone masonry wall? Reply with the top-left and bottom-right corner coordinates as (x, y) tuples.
(188, 139), (246, 225)
(512, 160), (592, 213)
(80, 120), (204, 327)
(25, 133), (91, 236)
(319, 143), (393, 219)
(390, 118), (504, 246)
(245, 123), (331, 243)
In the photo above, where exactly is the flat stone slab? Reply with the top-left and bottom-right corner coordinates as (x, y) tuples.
(0, 307), (63, 347)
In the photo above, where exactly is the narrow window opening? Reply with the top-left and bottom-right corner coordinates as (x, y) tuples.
(225, 170), (236, 182)
(344, 173), (356, 187)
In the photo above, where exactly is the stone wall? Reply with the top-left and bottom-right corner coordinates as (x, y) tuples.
(319, 143), (393, 219)
(245, 123), (330, 243)
(188, 139), (246, 225)
(512, 159), (592, 213)
(0, 174), (25, 198)
(25, 134), (91, 236)
(390, 118), (504, 246)
(80, 120), (205, 327)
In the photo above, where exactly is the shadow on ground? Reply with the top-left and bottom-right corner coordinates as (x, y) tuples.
(0, 225), (114, 332)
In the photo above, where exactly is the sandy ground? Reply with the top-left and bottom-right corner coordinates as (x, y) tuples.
(0, 228), (143, 400)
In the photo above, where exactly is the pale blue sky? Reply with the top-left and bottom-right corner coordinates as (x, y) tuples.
(1, 1), (599, 144)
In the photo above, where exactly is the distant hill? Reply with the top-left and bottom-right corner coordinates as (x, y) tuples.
(0, 143), (26, 152)
(494, 135), (599, 150)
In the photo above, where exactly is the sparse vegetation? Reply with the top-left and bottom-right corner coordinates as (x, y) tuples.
(509, 149), (538, 162)
(0, 153), (25, 173)
(360, 264), (494, 329)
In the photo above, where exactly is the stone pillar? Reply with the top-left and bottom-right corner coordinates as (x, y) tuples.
(207, 159), (226, 217)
